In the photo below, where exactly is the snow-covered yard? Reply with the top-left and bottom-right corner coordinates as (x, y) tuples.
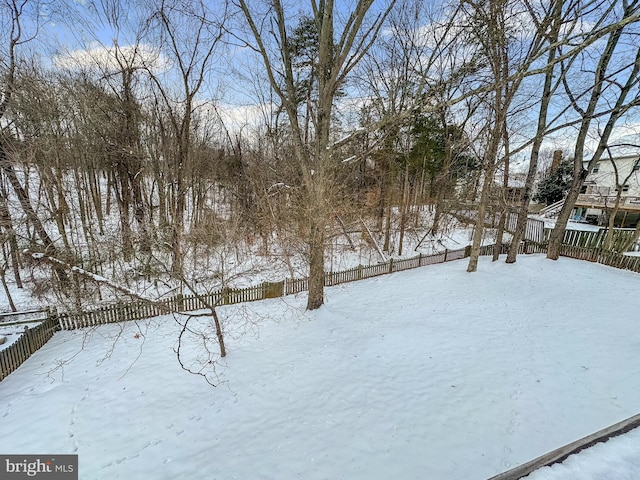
(523, 427), (640, 480)
(0, 255), (638, 479)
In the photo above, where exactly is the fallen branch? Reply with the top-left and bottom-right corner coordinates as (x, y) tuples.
(24, 249), (157, 303)
(24, 248), (225, 385)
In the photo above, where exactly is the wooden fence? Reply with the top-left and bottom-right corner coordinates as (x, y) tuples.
(543, 227), (639, 252)
(56, 249), (467, 330)
(455, 210), (544, 244)
(54, 243), (637, 333)
(505, 212), (545, 243)
(559, 244), (640, 272)
(57, 282), (284, 330)
(0, 313), (58, 382)
(2, 239), (639, 382)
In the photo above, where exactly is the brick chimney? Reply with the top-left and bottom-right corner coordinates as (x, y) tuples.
(550, 150), (563, 173)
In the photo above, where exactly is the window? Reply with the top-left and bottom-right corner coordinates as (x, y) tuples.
(633, 159), (640, 171)
(622, 184), (630, 192)
(593, 162), (600, 173)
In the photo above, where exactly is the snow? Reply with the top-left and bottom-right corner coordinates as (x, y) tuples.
(0, 322), (44, 351)
(0, 255), (639, 479)
(533, 215), (602, 232)
(523, 427), (640, 480)
(0, 331), (23, 350)
(0, 309), (50, 351)
(564, 222), (601, 232)
(0, 283), (44, 313)
(3, 212), (486, 311)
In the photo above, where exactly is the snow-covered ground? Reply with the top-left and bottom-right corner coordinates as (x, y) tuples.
(0, 310), (51, 351)
(523, 427), (640, 480)
(532, 215), (602, 232)
(0, 212), (483, 313)
(0, 255), (639, 479)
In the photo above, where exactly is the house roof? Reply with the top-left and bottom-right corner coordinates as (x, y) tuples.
(583, 153), (640, 165)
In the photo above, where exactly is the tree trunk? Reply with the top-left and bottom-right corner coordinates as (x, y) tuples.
(493, 210), (506, 261)
(116, 161), (134, 260)
(467, 170), (493, 272)
(87, 164), (105, 235)
(398, 163), (410, 256)
(603, 192), (622, 250)
(494, 121), (511, 261)
(39, 164), (72, 254)
(211, 308), (226, 358)
(0, 268), (16, 312)
(73, 167), (91, 252)
(506, 0), (562, 263)
(468, 109), (505, 272)
(171, 188), (185, 277)
(0, 142), (69, 286)
(306, 217), (325, 310)
(0, 188), (22, 288)
(432, 199), (442, 235)
(547, 169), (588, 259)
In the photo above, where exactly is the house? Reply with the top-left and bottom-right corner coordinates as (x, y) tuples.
(574, 154), (640, 227)
(489, 172), (529, 207)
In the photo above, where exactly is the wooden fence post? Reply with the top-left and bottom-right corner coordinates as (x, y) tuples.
(176, 294), (184, 311)
(222, 287), (230, 305)
(24, 326), (34, 354)
(464, 245), (471, 258)
(262, 281), (284, 299)
(389, 258), (394, 273)
(48, 306), (60, 331)
(418, 253), (423, 266)
(444, 249), (448, 262)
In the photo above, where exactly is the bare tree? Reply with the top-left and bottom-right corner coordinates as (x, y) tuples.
(461, 0), (538, 272)
(547, 1), (640, 260)
(505, 0), (566, 263)
(0, 0), (69, 286)
(142, 0), (227, 277)
(236, 0), (396, 309)
(0, 177), (21, 289)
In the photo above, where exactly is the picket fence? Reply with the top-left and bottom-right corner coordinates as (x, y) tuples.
(1, 240), (639, 382)
(56, 248), (467, 330)
(455, 210), (545, 244)
(0, 314), (58, 381)
(505, 212), (545, 243)
(543, 227), (640, 252)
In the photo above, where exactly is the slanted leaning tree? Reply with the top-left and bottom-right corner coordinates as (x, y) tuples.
(237, 0), (396, 309)
(0, 0), (69, 287)
(508, 0), (640, 262)
(547, 1), (640, 260)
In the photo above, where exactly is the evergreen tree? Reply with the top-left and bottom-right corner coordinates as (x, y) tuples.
(534, 159), (574, 205)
